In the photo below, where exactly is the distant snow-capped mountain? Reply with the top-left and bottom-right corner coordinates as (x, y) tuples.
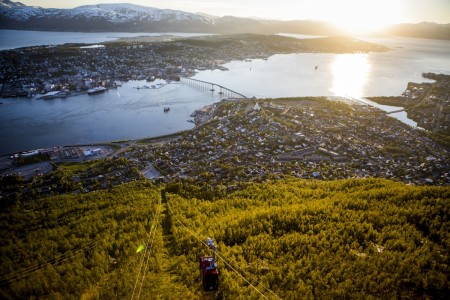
(0, 0), (343, 35)
(0, 0), (214, 32)
(1, 0), (449, 40)
(0, 0), (338, 35)
(48, 3), (213, 24)
(0, 0), (43, 21)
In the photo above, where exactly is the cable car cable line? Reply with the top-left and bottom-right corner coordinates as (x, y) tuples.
(168, 199), (281, 299)
(131, 196), (162, 300)
(0, 211), (131, 286)
(166, 199), (281, 300)
(136, 198), (161, 300)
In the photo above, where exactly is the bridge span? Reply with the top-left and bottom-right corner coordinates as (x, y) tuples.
(387, 109), (406, 114)
(181, 77), (248, 99)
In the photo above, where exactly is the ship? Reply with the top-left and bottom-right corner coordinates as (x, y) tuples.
(164, 107), (170, 112)
(135, 85), (150, 89)
(87, 86), (107, 95)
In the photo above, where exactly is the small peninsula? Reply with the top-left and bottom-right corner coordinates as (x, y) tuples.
(369, 72), (450, 135)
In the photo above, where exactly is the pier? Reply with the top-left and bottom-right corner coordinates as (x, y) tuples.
(181, 77), (247, 99)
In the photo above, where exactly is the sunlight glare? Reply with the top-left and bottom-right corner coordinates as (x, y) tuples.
(323, 0), (402, 35)
(331, 54), (371, 97)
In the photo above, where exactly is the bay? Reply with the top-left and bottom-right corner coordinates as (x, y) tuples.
(0, 31), (449, 154)
(193, 35), (449, 126)
(194, 36), (450, 98)
(0, 80), (221, 154)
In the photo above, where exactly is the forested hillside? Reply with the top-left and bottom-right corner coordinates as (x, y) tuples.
(1, 178), (449, 299)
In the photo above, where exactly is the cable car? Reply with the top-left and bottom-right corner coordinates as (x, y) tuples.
(200, 238), (219, 291)
(200, 256), (219, 291)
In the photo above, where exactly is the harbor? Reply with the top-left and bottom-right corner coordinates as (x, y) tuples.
(0, 79), (223, 155)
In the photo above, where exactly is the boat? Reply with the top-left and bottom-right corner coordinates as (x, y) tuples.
(87, 86), (107, 95)
(164, 107), (170, 112)
(39, 90), (70, 100)
(136, 85), (151, 89)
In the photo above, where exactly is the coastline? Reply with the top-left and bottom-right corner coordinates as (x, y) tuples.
(23, 81), (181, 101)
(2, 96), (449, 187)
(0, 94), (412, 157)
(36, 90), (90, 100)
(3, 34), (446, 157)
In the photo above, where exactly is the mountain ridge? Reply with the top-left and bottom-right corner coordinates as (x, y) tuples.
(0, 0), (449, 39)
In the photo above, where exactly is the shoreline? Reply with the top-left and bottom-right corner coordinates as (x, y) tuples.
(2, 96), (448, 187)
(0, 93), (421, 157)
(8, 80), (182, 101)
(0, 95), (399, 157)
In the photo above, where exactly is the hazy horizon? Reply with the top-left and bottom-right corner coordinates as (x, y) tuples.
(13, 0), (450, 28)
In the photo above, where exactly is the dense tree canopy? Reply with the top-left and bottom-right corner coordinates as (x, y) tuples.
(1, 178), (449, 299)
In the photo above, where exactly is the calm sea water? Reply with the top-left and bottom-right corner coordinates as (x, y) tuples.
(0, 30), (210, 50)
(194, 35), (450, 98)
(0, 80), (222, 154)
(0, 31), (449, 154)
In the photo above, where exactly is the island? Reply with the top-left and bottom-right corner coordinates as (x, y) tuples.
(0, 34), (387, 98)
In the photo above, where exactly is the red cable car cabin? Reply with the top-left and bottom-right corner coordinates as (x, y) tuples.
(200, 256), (219, 291)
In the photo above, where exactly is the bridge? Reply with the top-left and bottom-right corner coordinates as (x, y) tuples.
(181, 77), (248, 99)
(387, 109), (405, 114)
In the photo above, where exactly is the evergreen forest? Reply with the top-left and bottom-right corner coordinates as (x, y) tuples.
(1, 178), (449, 299)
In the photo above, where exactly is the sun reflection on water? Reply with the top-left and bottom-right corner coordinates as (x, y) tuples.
(331, 54), (371, 97)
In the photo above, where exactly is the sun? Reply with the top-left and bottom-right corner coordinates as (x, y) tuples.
(320, 0), (402, 35)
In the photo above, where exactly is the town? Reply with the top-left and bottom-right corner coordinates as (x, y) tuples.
(369, 72), (450, 135)
(1, 33), (447, 134)
(1, 34), (449, 202)
(1, 95), (449, 202)
(131, 97), (449, 187)
(0, 34), (386, 98)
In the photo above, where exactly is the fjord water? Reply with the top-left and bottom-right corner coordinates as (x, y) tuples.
(0, 81), (222, 154)
(0, 31), (449, 154)
(0, 30), (210, 50)
(193, 36), (450, 98)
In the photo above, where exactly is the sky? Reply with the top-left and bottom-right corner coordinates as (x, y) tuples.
(16, 0), (450, 27)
